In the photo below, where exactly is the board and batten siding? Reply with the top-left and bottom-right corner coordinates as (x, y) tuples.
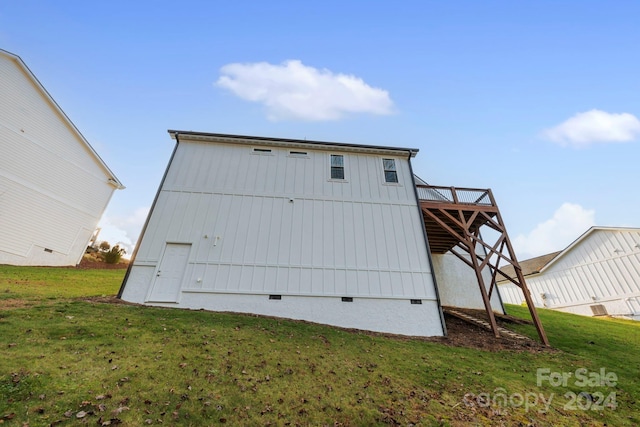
(122, 136), (445, 336)
(499, 228), (640, 320)
(0, 50), (121, 265)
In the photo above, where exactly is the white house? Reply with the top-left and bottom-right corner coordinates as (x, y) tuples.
(0, 49), (124, 266)
(119, 131), (514, 338)
(498, 227), (640, 321)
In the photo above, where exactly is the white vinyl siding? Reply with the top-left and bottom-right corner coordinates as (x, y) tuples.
(0, 51), (118, 265)
(136, 192), (434, 299)
(0, 56), (108, 173)
(499, 229), (640, 319)
(122, 136), (445, 336)
(136, 142), (435, 298)
(133, 142), (433, 299)
(162, 142), (417, 201)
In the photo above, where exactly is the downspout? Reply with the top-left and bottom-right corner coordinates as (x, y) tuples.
(117, 132), (181, 298)
(407, 152), (447, 336)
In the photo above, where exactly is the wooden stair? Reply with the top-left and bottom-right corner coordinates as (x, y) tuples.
(443, 307), (530, 341)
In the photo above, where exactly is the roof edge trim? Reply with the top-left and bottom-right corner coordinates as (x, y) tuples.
(540, 226), (640, 273)
(0, 48), (124, 189)
(167, 130), (419, 157)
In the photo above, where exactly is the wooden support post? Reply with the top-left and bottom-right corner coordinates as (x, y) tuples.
(516, 266), (550, 346)
(455, 204), (501, 339)
(417, 185), (551, 346)
(491, 190), (550, 346)
(469, 239), (501, 338)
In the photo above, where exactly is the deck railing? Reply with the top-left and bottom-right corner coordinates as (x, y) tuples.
(416, 185), (494, 206)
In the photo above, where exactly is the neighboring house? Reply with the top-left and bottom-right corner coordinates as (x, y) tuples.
(118, 131), (521, 338)
(498, 227), (640, 321)
(0, 49), (124, 266)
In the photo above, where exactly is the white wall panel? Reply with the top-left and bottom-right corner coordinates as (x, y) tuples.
(0, 53), (117, 266)
(125, 138), (441, 336)
(162, 142), (417, 202)
(0, 59), (91, 167)
(499, 229), (640, 320)
(162, 293), (446, 337)
(432, 253), (503, 312)
(136, 191), (434, 298)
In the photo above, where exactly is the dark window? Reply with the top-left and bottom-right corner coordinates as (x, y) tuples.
(253, 148), (272, 153)
(383, 158), (398, 183)
(330, 154), (344, 179)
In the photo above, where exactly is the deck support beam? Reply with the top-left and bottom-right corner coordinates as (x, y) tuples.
(417, 185), (550, 346)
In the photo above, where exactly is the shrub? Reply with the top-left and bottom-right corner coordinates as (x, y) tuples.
(102, 245), (126, 264)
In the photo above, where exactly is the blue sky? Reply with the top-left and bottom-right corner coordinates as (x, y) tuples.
(2, 1), (639, 259)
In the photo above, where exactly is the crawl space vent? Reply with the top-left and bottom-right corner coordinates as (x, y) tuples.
(590, 304), (608, 316)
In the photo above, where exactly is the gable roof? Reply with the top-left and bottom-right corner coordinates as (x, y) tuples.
(0, 48), (124, 189)
(499, 251), (561, 281)
(168, 130), (420, 158)
(499, 226), (640, 282)
(540, 226), (640, 272)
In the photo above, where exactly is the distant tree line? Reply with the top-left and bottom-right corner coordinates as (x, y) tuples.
(87, 241), (127, 264)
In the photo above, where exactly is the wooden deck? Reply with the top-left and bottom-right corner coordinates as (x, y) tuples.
(416, 185), (549, 346)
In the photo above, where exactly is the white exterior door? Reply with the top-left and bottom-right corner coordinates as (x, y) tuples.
(147, 243), (191, 302)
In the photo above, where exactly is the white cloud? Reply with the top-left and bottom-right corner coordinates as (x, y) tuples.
(216, 60), (394, 121)
(96, 207), (149, 258)
(542, 109), (640, 148)
(513, 203), (595, 259)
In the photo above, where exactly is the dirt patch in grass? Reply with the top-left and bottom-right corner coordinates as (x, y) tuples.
(0, 298), (34, 310)
(337, 312), (552, 353)
(432, 312), (552, 352)
(430, 308), (555, 353)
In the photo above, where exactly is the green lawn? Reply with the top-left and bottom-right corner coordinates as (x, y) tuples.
(1, 265), (638, 426)
(0, 265), (120, 301)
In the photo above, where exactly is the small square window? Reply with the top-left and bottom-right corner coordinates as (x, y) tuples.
(330, 154), (344, 180)
(383, 158), (398, 183)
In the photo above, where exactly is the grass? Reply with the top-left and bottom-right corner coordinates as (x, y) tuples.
(0, 265), (639, 426)
(0, 265), (118, 301)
